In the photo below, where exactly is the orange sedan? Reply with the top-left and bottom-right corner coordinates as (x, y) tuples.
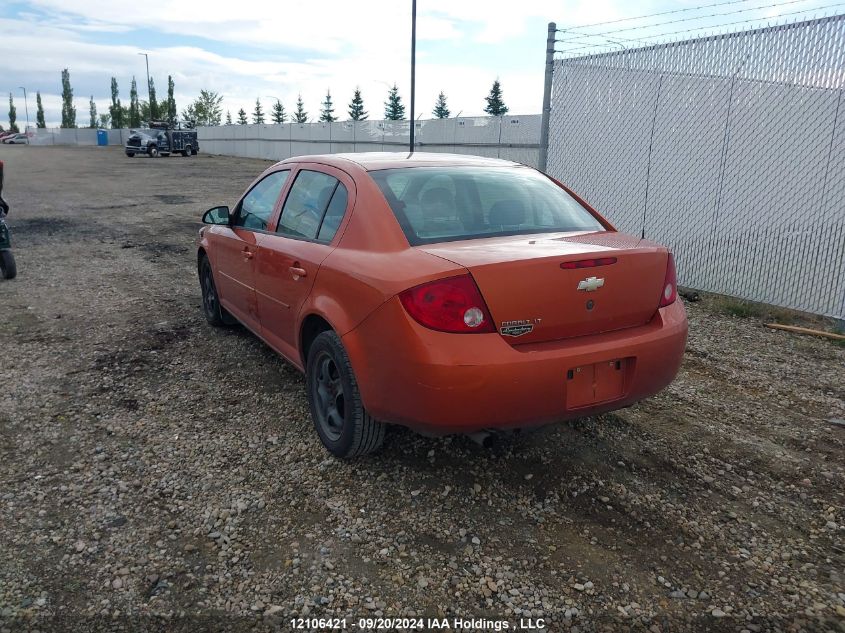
(197, 153), (687, 457)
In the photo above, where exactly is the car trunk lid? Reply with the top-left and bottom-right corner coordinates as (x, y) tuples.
(419, 231), (668, 343)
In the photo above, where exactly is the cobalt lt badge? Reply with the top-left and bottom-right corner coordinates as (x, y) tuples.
(577, 276), (605, 292)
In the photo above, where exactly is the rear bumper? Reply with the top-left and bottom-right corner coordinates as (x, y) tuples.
(342, 298), (688, 433)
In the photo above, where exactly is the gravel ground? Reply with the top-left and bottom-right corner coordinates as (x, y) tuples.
(0, 146), (843, 633)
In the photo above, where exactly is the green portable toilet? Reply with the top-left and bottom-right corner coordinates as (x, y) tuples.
(97, 129), (108, 146)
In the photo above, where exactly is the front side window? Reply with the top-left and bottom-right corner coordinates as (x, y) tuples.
(277, 170), (348, 242)
(370, 166), (605, 245)
(233, 170), (290, 231)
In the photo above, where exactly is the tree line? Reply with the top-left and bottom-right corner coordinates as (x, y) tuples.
(5, 69), (510, 131)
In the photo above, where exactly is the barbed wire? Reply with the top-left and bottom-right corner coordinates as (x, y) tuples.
(557, 0), (818, 43)
(555, 4), (845, 54)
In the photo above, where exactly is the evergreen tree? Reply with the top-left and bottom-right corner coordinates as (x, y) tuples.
(237, 108), (248, 125)
(36, 92), (46, 128)
(271, 100), (286, 123)
(165, 75), (177, 124)
(483, 79), (509, 116)
(88, 95), (97, 128)
(148, 77), (158, 120)
(293, 95), (308, 123)
(61, 68), (77, 128)
(226, 110), (232, 125)
(109, 77), (125, 129)
(384, 83), (405, 120)
(319, 90), (335, 122)
(348, 87), (367, 121)
(8, 93), (18, 133)
(128, 76), (140, 127)
(252, 98), (264, 124)
(180, 90), (223, 126)
(433, 91), (450, 119)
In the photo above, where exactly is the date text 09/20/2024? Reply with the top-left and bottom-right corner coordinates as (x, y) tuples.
(290, 617), (547, 630)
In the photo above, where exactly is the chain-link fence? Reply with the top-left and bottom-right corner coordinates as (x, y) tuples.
(547, 15), (845, 319)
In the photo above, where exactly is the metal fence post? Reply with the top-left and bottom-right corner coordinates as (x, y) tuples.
(538, 21), (556, 173)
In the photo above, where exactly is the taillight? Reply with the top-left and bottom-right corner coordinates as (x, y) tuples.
(659, 253), (678, 307)
(560, 257), (617, 269)
(399, 275), (495, 334)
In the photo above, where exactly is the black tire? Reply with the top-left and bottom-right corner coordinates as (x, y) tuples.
(148, 145), (159, 158)
(182, 145), (192, 157)
(306, 331), (385, 458)
(199, 256), (234, 327)
(125, 151), (135, 157)
(0, 250), (16, 280)
(191, 148), (198, 156)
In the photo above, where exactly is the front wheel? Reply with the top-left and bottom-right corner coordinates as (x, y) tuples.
(125, 151), (135, 157)
(306, 331), (385, 458)
(148, 145), (159, 158)
(199, 256), (234, 327)
(1, 250), (16, 280)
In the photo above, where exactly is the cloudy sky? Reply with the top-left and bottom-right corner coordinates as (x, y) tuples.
(1, 0), (838, 128)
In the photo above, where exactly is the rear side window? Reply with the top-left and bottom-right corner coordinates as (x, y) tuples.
(369, 166), (604, 245)
(277, 170), (348, 242)
(233, 170), (290, 231)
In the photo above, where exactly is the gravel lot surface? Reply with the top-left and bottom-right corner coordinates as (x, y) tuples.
(0, 146), (843, 633)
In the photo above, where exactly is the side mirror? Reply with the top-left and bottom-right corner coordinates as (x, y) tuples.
(202, 206), (230, 225)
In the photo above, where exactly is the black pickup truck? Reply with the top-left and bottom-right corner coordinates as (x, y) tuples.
(125, 121), (199, 158)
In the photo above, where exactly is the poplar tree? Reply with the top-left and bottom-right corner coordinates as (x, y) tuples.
(7, 94), (18, 133)
(166, 76), (177, 124)
(61, 68), (77, 128)
(36, 92), (46, 128)
(109, 77), (125, 129)
(128, 77), (140, 127)
(148, 77), (158, 120)
(89, 95), (97, 128)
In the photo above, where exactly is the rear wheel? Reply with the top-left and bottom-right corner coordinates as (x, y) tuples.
(148, 145), (159, 158)
(182, 145), (192, 157)
(0, 250), (16, 280)
(199, 256), (234, 327)
(307, 331), (385, 458)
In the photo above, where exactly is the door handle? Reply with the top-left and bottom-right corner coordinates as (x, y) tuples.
(242, 248), (254, 260)
(289, 266), (307, 279)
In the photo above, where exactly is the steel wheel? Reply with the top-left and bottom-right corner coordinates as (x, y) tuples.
(312, 351), (346, 441)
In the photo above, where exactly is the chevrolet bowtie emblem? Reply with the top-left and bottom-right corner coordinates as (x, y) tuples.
(577, 276), (605, 292)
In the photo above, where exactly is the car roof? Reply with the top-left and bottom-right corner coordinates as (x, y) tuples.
(276, 152), (523, 171)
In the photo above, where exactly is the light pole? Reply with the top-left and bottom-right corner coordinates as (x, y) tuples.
(409, 0), (416, 153)
(138, 52), (151, 120)
(18, 87), (30, 144)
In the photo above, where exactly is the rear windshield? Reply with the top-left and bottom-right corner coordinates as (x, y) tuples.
(369, 166), (604, 245)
